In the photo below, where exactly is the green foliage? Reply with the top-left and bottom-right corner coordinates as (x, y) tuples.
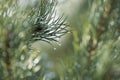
(60, 0), (120, 80)
(0, 0), (67, 80)
(28, 0), (68, 43)
(0, 0), (120, 80)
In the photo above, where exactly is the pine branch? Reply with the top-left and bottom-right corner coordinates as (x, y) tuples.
(87, 0), (115, 69)
(28, 0), (69, 43)
(3, 28), (12, 80)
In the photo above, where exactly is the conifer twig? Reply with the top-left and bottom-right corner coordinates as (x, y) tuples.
(88, 0), (115, 69)
(28, 0), (69, 43)
(4, 29), (12, 80)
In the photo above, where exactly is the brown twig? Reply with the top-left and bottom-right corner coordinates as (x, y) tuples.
(88, 0), (115, 68)
(4, 29), (12, 80)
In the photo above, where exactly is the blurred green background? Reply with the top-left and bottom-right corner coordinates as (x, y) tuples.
(0, 0), (120, 80)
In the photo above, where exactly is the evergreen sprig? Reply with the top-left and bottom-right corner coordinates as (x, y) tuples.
(28, 0), (69, 43)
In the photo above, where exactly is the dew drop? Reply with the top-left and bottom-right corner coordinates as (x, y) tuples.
(56, 42), (61, 46)
(68, 32), (71, 34)
(58, 43), (61, 46)
(53, 47), (56, 50)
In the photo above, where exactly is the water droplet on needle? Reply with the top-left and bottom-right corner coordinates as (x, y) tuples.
(53, 47), (56, 50)
(58, 43), (61, 46)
